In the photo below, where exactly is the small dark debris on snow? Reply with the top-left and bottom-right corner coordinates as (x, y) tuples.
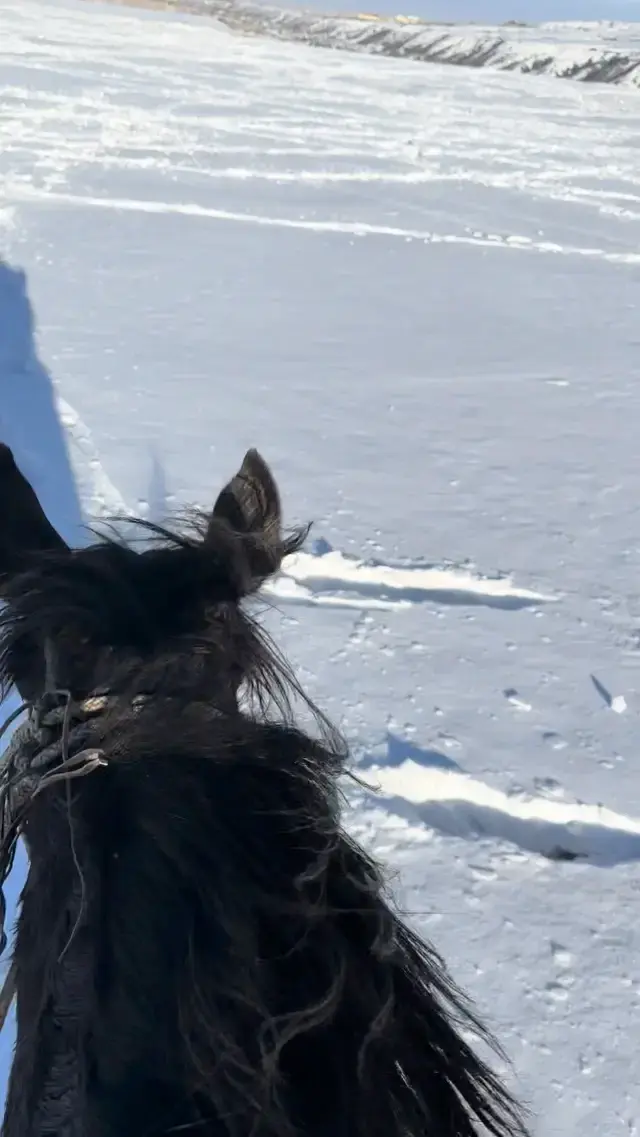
(546, 846), (584, 862)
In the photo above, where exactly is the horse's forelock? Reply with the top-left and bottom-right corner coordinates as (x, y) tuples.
(0, 517), (324, 735)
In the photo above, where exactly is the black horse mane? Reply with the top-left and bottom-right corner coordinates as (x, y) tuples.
(0, 448), (529, 1137)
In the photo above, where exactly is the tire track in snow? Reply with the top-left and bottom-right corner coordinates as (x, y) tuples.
(358, 741), (640, 867)
(270, 547), (555, 612)
(9, 187), (640, 266)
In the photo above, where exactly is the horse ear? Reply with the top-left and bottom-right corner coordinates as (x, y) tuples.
(211, 449), (281, 545)
(0, 442), (70, 589)
(209, 449), (283, 586)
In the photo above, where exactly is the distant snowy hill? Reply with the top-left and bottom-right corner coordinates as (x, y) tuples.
(185, 0), (640, 86)
(302, 1), (640, 22)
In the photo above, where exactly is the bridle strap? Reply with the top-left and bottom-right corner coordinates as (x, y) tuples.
(0, 689), (113, 1036)
(0, 960), (15, 1033)
(43, 636), (58, 696)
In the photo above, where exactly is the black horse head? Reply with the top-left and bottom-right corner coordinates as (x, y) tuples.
(0, 444), (305, 708)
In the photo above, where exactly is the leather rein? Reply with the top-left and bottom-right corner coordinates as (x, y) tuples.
(0, 688), (111, 1033)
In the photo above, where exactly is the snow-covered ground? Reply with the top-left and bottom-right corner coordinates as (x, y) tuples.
(1, 0), (640, 1131)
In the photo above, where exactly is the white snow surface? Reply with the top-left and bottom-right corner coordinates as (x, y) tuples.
(1, 0), (640, 1131)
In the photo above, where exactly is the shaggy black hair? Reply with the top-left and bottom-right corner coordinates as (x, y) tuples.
(0, 447), (529, 1137)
